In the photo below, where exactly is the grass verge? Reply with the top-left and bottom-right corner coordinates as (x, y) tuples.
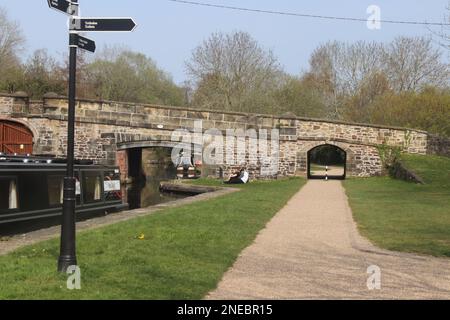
(0, 178), (304, 299)
(344, 154), (450, 257)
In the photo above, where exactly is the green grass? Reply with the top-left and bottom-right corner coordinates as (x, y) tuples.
(0, 178), (304, 299)
(309, 164), (325, 173)
(344, 154), (450, 257)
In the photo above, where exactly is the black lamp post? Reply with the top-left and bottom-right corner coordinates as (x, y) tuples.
(58, 0), (79, 272)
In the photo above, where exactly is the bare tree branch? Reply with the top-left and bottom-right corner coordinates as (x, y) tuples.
(186, 31), (283, 113)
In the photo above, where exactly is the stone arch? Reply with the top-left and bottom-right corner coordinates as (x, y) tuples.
(296, 140), (357, 176)
(116, 140), (202, 151)
(117, 139), (201, 157)
(296, 139), (383, 177)
(116, 139), (204, 182)
(116, 140), (203, 163)
(307, 143), (347, 179)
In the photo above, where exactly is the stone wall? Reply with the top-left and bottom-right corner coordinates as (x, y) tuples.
(116, 150), (128, 182)
(427, 134), (450, 157)
(295, 140), (383, 177)
(0, 92), (434, 179)
(296, 119), (428, 155)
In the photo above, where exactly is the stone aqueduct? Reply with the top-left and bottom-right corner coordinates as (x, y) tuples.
(0, 92), (443, 181)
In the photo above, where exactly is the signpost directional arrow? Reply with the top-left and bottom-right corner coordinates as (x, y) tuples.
(70, 17), (137, 32)
(47, 0), (77, 15)
(71, 34), (96, 53)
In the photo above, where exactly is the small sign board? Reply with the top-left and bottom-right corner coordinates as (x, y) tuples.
(104, 180), (121, 192)
(47, 0), (77, 15)
(75, 34), (96, 53)
(70, 17), (137, 32)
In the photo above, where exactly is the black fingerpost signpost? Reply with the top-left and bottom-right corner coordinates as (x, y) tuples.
(47, 0), (137, 272)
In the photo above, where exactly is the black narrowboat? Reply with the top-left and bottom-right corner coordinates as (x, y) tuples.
(0, 154), (128, 224)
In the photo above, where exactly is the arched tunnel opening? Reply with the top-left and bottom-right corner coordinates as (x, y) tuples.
(307, 144), (347, 180)
(127, 148), (144, 181)
(126, 147), (180, 209)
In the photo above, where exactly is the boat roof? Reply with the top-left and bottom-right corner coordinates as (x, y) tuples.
(0, 154), (118, 170)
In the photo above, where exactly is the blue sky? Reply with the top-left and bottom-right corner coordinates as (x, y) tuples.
(2, 0), (449, 84)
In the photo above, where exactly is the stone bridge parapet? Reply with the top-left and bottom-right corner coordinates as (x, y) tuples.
(0, 92), (442, 179)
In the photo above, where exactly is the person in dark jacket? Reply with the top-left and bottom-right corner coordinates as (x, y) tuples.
(224, 168), (249, 184)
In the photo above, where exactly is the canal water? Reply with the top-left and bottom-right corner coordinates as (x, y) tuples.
(124, 178), (187, 210)
(124, 147), (190, 210)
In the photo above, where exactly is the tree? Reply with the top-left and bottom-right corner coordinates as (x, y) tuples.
(55, 50), (91, 99)
(86, 48), (184, 105)
(305, 37), (449, 122)
(343, 72), (391, 123)
(22, 49), (65, 99)
(273, 75), (327, 118)
(369, 87), (450, 137)
(0, 7), (25, 93)
(187, 31), (283, 113)
(383, 36), (449, 92)
(306, 40), (385, 119)
(430, 1), (450, 54)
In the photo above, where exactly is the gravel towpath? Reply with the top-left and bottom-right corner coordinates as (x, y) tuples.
(207, 180), (450, 299)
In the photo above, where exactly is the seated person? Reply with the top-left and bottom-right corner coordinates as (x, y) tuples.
(224, 169), (249, 184)
(240, 170), (249, 184)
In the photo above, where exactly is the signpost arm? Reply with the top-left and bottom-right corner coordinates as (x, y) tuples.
(58, 1), (79, 273)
